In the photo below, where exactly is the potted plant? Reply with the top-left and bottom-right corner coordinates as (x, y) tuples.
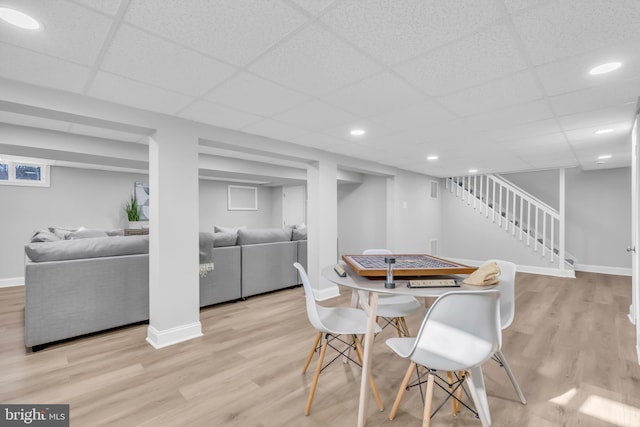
(124, 194), (142, 229)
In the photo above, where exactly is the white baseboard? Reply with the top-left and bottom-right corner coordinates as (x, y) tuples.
(146, 322), (203, 349)
(314, 284), (340, 301)
(0, 277), (24, 288)
(574, 264), (632, 276)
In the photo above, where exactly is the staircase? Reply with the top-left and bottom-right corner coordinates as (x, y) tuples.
(446, 174), (575, 272)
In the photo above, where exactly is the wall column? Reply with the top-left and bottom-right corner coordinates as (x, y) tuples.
(146, 127), (202, 348)
(307, 159), (339, 300)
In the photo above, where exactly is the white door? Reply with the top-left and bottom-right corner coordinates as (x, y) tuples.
(631, 113), (640, 364)
(282, 185), (306, 227)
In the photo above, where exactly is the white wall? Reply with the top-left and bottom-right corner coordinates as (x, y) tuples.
(338, 175), (387, 255)
(446, 167), (632, 273)
(390, 170), (442, 253)
(1, 167), (281, 282)
(439, 184), (560, 270)
(0, 166), (148, 280)
(504, 167), (631, 270)
(198, 180), (279, 233)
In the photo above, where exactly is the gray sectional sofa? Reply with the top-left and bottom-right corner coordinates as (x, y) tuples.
(24, 226), (307, 348)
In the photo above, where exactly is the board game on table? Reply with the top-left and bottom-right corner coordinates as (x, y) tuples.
(341, 254), (477, 277)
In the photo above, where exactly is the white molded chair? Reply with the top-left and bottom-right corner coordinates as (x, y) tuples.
(484, 259), (527, 404)
(386, 290), (501, 427)
(362, 249), (423, 337)
(293, 262), (384, 415)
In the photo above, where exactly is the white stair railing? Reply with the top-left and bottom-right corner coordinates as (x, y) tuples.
(446, 174), (572, 271)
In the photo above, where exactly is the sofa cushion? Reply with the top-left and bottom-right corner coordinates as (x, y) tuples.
(213, 232), (237, 247)
(25, 235), (149, 262)
(237, 228), (292, 245)
(292, 227), (307, 241)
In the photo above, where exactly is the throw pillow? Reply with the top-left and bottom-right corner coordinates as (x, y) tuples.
(30, 230), (61, 243)
(213, 232), (238, 247)
(48, 226), (78, 240)
(67, 228), (109, 240)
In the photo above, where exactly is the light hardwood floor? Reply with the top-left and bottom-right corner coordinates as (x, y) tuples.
(1, 272), (639, 426)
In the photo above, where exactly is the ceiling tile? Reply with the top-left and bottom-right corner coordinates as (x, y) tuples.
(0, 43), (90, 92)
(73, 0), (123, 16)
(0, 0), (111, 65)
(206, 72), (309, 117)
(463, 99), (554, 132)
(87, 72), (195, 115)
(241, 119), (309, 142)
(512, 0), (640, 65)
(535, 39), (640, 96)
(524, 156), (579, 169)
(563, 121), (632, 143)
(549, 78), (640, 117)
(437, 71), (543, 117)
(369, 100), (456, 133)
(322, 120), (394, 144)
(273, 99), (358, 132)
(559, 104), (637, 131)
(487, 118), (563, 142)
(502, 0), (550, 13)
(320, 71), (425, 117)
(179, 100), (263, 130)
(101, 24), (238, 97)
(396, 23), (527, 96)
(249, 24), (382, 96)
(321, 0), (502, 64)
(575, 137), (631, 169)
(288, 0), (339, 15)
(124, 0), (308, 66)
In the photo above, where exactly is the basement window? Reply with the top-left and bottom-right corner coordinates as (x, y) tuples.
(0, 158), (49, 187)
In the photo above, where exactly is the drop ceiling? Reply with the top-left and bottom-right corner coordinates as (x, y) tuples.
(0, 0), (639, 178)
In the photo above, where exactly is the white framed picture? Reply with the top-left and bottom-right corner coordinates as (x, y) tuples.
(228, 185), (258, 211)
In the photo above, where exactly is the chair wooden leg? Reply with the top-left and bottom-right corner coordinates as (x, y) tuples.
(455, 371), (464, 413)
(423, 371), (435, 427)
(400, 317), (411, 337)
(447, 371), (458, 415)
(302, 332), (322, 374)
(389, 361), (416, 420)
(305, 334), (327, 415)
(394, 318), (402, 337)
(353, 336), (384, 411)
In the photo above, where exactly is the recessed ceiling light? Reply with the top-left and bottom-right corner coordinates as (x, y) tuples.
(468, 169), (478, 174)
(0, 8), (40, 30)
(589, 62), (621, 75)
(598, 154), (612, 160)
(350, 129), (365, 136)
(426, 155), (438, 161)
(595, 128), (614, 135)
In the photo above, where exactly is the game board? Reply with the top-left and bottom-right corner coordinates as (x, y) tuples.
(342, 254), (477, 277)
